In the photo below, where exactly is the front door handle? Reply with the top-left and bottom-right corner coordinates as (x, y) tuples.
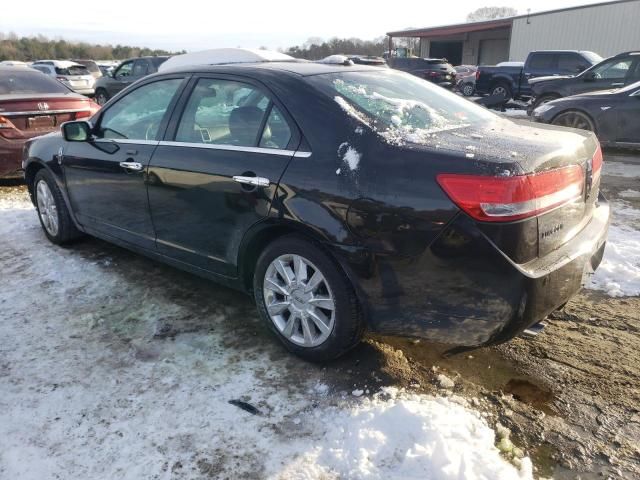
(120, 161), (143, 172)
(232, 175), (270, 187)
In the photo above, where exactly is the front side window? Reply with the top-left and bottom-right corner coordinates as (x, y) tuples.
(592, 59), (632, 80)
(115, 62), (133, 79)
(175, 78), (271, 147)
(98, 79), (182, 141)
(557, 54), (587, 73)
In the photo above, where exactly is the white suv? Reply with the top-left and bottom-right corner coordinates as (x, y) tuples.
(31, 60), (95, 96)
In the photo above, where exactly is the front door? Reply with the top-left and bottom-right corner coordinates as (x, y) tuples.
(576, 57), (637, 95)
(148, 76), (299, 276)
(63, 77), (186, 249)
(615, 89), (640, 144)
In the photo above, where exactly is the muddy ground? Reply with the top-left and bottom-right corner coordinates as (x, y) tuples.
(1, 149), (638, 479)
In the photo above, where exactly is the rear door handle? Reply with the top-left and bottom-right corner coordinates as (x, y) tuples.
(232, 175), (270, 187)
(119, 161), (143, 172)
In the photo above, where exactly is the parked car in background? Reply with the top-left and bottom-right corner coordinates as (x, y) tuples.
(71, 59), (103, 79)
(31, 60), (96, 96)
(348, 55), (387, 67)
(388, 57), (457, 88)
(475, 50), (602, 100)
(454, 65), (477, 96)
(93, 56), (169, 105)
(530, 51), (640, 110)
(532, 80), (640, 147)
(0, 61), (29, 67)
(23, 53), (609, 362)
(0, 66), (99, 178)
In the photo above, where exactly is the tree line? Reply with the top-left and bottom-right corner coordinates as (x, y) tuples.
(283, 37), (388, 60)
(0, 32), (180, 61)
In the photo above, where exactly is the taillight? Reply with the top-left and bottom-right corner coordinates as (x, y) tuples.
(592, 144), (603, 184)
(475, 70), (481, 81)
(0, 116), (24, 139)
(75, 110), (92, 119)
(437, 165), (585, 222)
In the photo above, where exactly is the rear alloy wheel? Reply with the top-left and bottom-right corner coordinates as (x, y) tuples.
(552, 110), (595, 132)
(253, 235), (364, 362)
(491, 83), (512, 100)
(461, 83), (475, 97)
(33, 169), (82, 245)
(95, 89), (109, 106)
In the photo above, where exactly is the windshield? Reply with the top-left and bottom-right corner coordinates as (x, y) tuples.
(308, 70), (496, 143)
(0, 70), (71, 95)
(582, 51), (603, 64)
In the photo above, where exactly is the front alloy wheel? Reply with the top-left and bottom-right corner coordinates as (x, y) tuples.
(36, 180), (59, 237)
(263, 254), (335, 347)
(552, 111), (595, 132)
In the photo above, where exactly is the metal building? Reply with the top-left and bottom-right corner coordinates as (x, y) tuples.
(387, 0), (640, 66)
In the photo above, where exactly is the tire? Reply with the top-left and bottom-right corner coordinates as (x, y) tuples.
(552, 110), (596, 132)
(490, 82), (512, 100)
(95, 88), (109, 106)
(253, 235), (365, 362)
(532, 94), (560, 111)
(461, 82), (475, 97)
(33, 169), (83, 245)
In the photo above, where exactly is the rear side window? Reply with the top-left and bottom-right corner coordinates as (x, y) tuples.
(528, 54), (555, 70)
(0, 70), (70, 94)
(557, 54), (589, 73)
(260, 106), (291, 149)
(175, 78), (276, 147)
(98, 78), (183, 141)
(132, 60), (148, 77)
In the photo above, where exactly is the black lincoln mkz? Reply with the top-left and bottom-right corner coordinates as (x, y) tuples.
(23, 60), (610, 361)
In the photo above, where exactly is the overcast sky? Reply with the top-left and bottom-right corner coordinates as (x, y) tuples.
(1, 0), (611, 51)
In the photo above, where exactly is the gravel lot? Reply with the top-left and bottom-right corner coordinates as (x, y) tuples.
(1, 149), (638, 479)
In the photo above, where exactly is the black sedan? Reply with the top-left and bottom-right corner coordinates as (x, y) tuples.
(23, 61), (610, 361)
(532, 81), (640, 148)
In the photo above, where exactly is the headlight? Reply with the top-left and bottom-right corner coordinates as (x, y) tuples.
(533, 103), (555, 116)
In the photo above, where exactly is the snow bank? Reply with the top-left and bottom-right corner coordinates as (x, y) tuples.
(270, 388), (532, 480)
(0, 193), (533, 479)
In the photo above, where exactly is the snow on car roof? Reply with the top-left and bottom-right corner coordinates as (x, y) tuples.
(158, 48), (296, 72)
(34, 60), (85, 68)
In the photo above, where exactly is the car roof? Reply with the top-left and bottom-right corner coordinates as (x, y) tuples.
(160, 61), (383, 77)
(34, 60), (84, 68)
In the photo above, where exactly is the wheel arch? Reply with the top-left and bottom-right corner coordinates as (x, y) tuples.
(238, 220), (371, 322)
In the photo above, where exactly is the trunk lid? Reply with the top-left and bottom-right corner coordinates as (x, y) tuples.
(414, 118), (601, 263)
(0, 93), (95, 134)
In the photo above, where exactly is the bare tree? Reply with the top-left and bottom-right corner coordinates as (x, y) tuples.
(467, 6), (517, 22)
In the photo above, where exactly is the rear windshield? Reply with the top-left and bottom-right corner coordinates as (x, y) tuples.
(73, 60), (100, 73)
(425, 59), (447, 65)
(151, 57), (168, 68)
(0, 70), (71, 95)
(55, 65), (89, 76)
(308, 70), (495, 142)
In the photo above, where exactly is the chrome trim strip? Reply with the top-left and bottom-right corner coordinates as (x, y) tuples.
(158, 140), (311, 157)
(93, 138), (158, 145)
(1, 108), (90, 116)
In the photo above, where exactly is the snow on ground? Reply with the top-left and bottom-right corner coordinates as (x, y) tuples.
(500, 109), (529, 118)
(603, 161), (640, 178)
(0, 193), (532, 479)
(588, 201), (640, 297)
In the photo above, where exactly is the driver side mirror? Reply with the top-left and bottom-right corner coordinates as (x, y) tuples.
(62, 121), (92, 142)
(584, 71), (597, 82)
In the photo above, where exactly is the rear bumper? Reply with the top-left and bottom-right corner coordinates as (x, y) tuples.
(0, 137), (27, 178)
(334, 194), (610, 346)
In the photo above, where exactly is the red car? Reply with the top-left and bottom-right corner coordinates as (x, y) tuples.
(0, 66), (100, 178)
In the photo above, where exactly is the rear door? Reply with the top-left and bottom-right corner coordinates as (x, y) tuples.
(63, 76), (187, 249)
(576, 57), (636, 95)
(148, 75), (300, 276)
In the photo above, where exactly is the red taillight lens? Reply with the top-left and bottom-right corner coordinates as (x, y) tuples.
(437, 165), (585, 222)
(75, 110), (92, 119)
(592, 144), (603, 184)
(475, 70), (481, 81)
(0, 116), (24, 139)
